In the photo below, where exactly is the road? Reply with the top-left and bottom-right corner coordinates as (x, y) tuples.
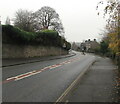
(2, 52), (95, 102)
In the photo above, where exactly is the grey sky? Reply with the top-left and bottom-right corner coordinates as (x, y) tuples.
(0, 0), (106, 42)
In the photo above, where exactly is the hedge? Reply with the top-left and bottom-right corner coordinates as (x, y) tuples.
(2, 25), (71, 50)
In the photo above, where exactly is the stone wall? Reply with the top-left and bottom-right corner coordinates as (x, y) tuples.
(2, 44), (68, 58)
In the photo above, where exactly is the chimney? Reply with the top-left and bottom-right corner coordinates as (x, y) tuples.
(88, 39), (91, 41)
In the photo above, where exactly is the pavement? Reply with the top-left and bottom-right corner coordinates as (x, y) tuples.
(2, 51), (76, 67)
(63, 56), (118, 102)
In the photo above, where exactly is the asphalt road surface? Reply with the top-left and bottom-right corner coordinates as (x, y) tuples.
(2, 52), (95, 102)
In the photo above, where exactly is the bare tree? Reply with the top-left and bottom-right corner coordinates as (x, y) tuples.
(5, 16), (11, 25)
(50, 19), (65, 36)
(33, 6), (64, 35)
(13, 9), (34, 32)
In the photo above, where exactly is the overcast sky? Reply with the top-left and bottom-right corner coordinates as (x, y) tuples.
(0, 0), (106, 42)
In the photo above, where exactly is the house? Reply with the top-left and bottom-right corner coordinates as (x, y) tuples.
(80, 39), (100, 53)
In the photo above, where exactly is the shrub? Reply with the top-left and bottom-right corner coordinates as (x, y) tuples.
(2, 25), (71, 50)
(2, 25), (35, 44)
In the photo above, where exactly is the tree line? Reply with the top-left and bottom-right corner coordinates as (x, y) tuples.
(6, 6), (65, 36)
(97, 0), (120, 68)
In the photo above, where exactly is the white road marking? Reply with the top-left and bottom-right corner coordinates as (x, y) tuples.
(15, 70), (42, 81)
(4, 58), (79, 83)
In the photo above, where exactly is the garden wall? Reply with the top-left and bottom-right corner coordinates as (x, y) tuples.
(2, 44), (68, 58)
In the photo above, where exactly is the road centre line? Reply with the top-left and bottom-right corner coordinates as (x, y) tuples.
(6, 70), (36, 81)
(15, 71), (42, 81)
(3, 58), (80, 84)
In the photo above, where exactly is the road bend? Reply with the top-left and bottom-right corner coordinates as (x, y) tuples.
(2, 52), (95, 102)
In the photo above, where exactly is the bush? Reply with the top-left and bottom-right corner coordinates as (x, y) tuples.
(35, 30), (60, 46)
(2, 25), (35, 44)
(2, 25), (71, 50)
